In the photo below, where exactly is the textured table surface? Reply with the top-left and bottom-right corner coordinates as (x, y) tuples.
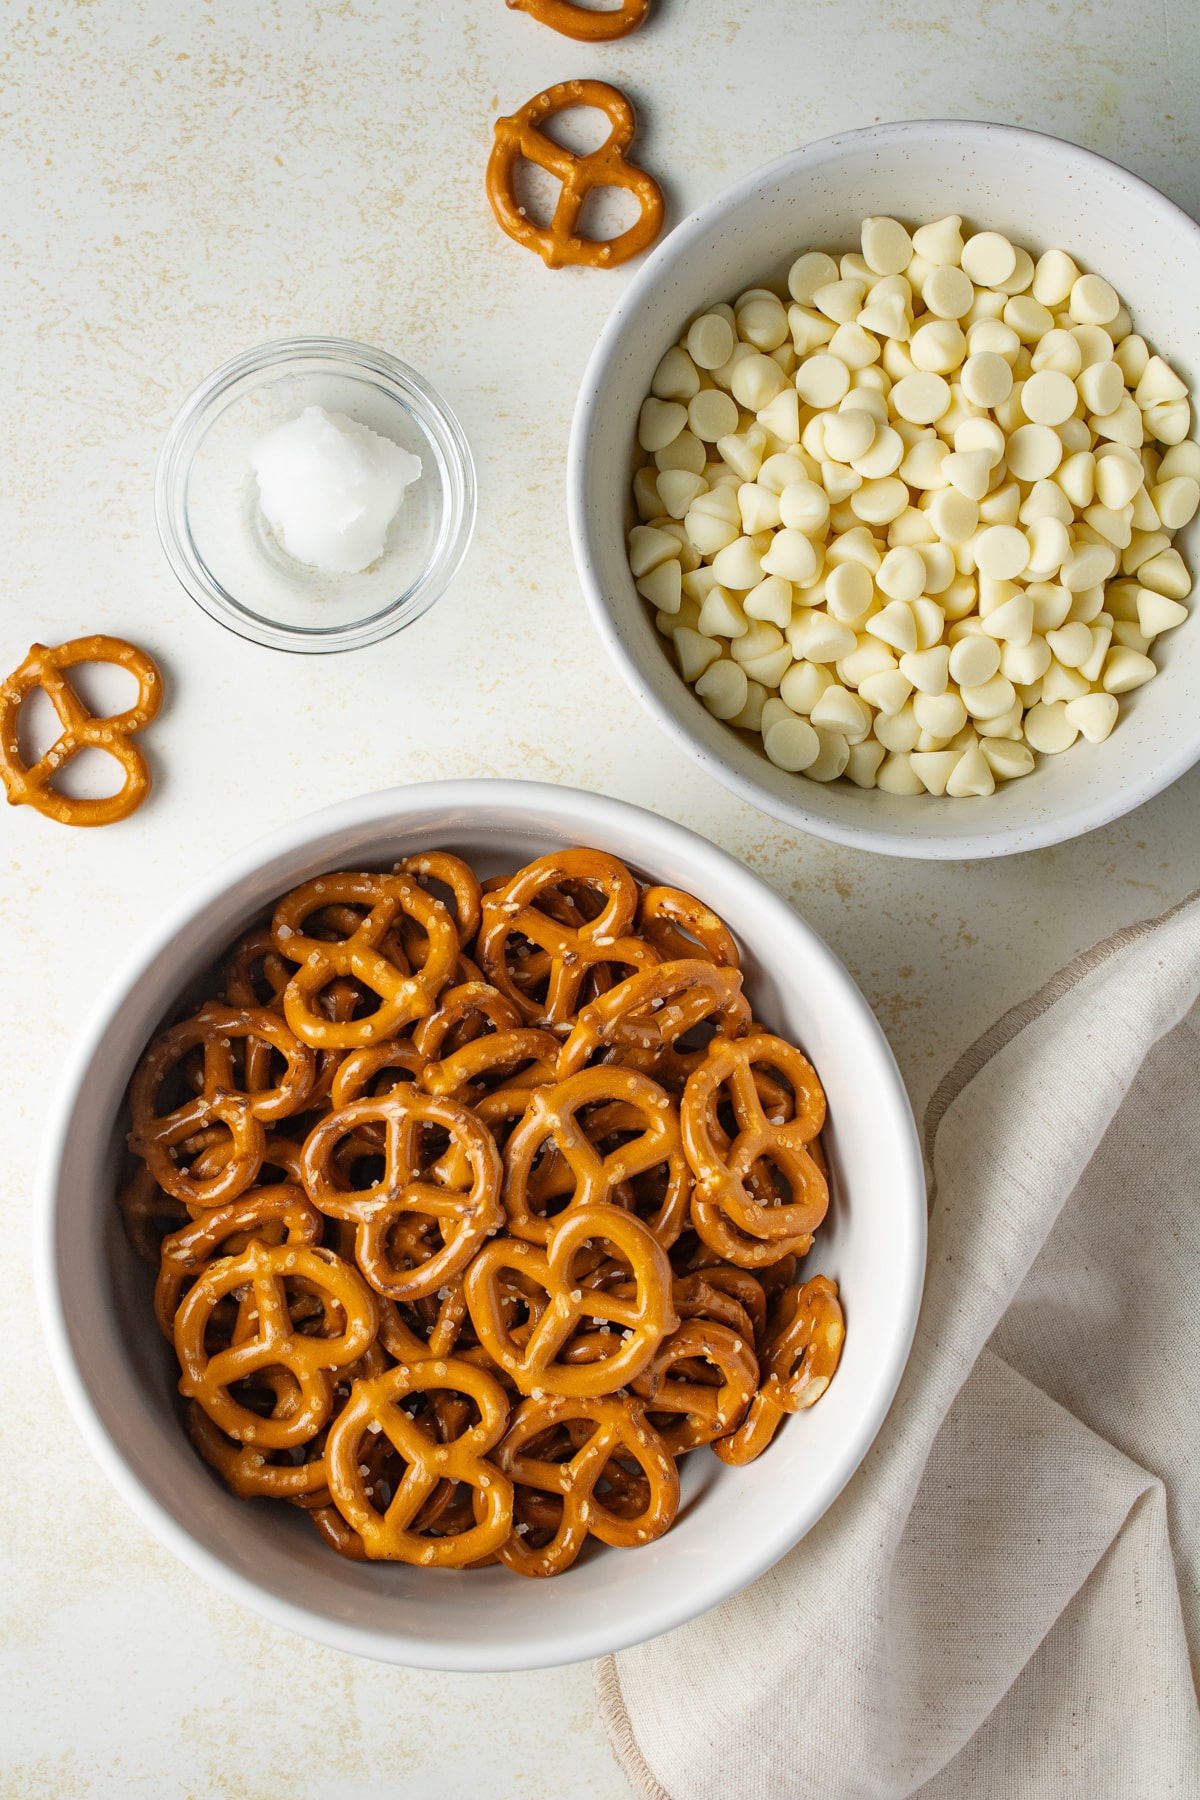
(3, 1), (1199, 1794)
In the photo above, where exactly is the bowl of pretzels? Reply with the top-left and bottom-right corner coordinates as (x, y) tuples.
(37, 779), (924, 1670)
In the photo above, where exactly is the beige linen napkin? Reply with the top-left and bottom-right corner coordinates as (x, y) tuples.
(597, 891), (1200, 1798)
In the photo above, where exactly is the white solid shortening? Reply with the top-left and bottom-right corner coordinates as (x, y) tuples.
(250, 405), (422, 574)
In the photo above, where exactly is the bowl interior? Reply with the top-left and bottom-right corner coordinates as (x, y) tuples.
(572, 122), (1200, 857)
(43, 783), (924, 1670)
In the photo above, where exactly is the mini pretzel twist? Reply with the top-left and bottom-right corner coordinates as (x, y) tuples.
(478, 846), (659, 1026)
(682, 1032), (829, 1258)
(154, 1181), (322, 1338)
(635, 887), (741, 968)
(713, 1274), (845, 1466)
(300, 1089), (504, 1301)
(486, 80), (665, 271)
(505, 0), (651, 42)
(127, 1003), (316, 1207)
(464, 1203), (677, 1397)
(503, 1065), (691, 1247)
(174, 1241), (379, 1449)
(556, 958), (751, 1082)
(0, 635), (163, 826)
(273, 871), (458, 1049)
(324, 1358), (514, 1566)
(496, 1393), (677, 1576)
(631, 1318), (759, 1454)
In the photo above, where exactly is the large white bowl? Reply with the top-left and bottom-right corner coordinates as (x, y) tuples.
(569, 121), (1200, 859)
(36, 781), (924, 1671)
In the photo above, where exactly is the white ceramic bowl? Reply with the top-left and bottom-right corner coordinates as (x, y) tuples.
(36, 780), (924, 1671)
(570, 121), (1200, 859)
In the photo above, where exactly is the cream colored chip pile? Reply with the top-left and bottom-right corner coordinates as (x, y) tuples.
(628, 216), (1198, 796)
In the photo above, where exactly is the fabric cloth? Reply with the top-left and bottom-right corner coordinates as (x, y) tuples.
(596, 890), (1200, 1799)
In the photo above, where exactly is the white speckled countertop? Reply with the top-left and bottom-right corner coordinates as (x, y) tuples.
(3, 2), (1199, 1793)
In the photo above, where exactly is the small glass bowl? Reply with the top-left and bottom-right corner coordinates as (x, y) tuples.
(155, 337), (476, 653)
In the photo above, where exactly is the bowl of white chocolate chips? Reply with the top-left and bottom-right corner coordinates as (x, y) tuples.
(569, 120), (1200, 857)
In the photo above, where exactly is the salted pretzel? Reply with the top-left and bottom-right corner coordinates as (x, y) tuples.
(393, 852), (483, 949)
(496, 1393), (676, 1576)
(465, 1204), (677, 1396)
(714, 1275), (845, 1465)
(174, 1240), (379, 1448)
(300, 1089), (503, 1300)
(420, 1027), (560, 1105)
(325, 1358), (513, 1566)
(0, 634), (163, 827)
(487, 80), (665, 271)
(412, 981), (523, 1060)
(154, 1182), (322, 1339)
(636, 887), (741, 969)
(478, 847), (659, 1025)
(631, 1318), (758, 1454)
(505, 0), (651, 42)
(503, 1065), (691, 1247)
(556, 958), (751, 1082)
(128, 1003), (316, 1207)
(273, 871), (458, 1049)
(682, 1033), (829, 1255)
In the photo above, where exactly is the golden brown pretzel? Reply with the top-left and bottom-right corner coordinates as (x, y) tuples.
(478, 847), (659, 1026)
(503, 1065), (691, 1247)
(556, 958), (751, 1081)
(127, 1003), (316, 1207)
(300, 1089), (504, 1301)
(636, 887), (741, 968)
(273, 872), (458, 1049)
(393, 852), (483, 949)
(0, 635), (163, 827)
(631, 1318), (758, 1454)
(506, 0), (651, 42)
(486, 81), (665, 271)
(496, 1393), (677, 1576)
(682, 1032), (829, 1252)
(174, 1241), (379, 1449)
(713, 1274), (845, 1465)
(324, 1358), (513, 1566)
(465, 1204), (678, 1396)
(154, 1182), (322, 1339)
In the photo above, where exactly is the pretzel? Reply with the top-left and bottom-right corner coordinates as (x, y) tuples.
(556, 958), (751, 1082)
(0, 635), (163, 827)
(273, 872), (458, 1049)
(713, 1275), (845, 1465)
(478, 847), (658, 1026)
(487, 81), (665, 271)
(503, 1065), (691, 1247)
(505, 0), (651, 42)
(127, 1003), (316, 1207)
(412, 981), (523, 1060)
(636, 887), (741, 969)
(631, 1318), (758, 1454)
(495, 1393), (676, 1576)
(154, 1182), (323, 1338)
(174, 1241), (379, 1448)
(465, 1204), (677, 1396)
(300, 1089), (503, 1300)
(393, 852), (483, 949)
(324, 1359), (513, 1566)
(682, 1032), (829, 1253)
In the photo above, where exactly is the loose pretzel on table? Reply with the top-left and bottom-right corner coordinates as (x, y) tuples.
(506, 0), (651, 42)
(486, 80), (665, 270)
(0, 635), (163, 827)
